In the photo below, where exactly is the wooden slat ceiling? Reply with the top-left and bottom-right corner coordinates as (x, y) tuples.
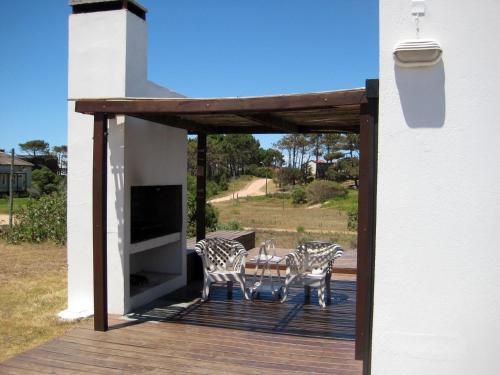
(73, 88), (367, 134)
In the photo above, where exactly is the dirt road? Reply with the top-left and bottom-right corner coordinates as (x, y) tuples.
(209, 178), (267, 203)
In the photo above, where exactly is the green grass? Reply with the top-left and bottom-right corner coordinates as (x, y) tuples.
(0, 197), (30, 215)
(322, 189), (358, 212)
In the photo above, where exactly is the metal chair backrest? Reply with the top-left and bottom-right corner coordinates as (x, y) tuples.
(195, 237), (245, 272)
(299, 242), (343, 275)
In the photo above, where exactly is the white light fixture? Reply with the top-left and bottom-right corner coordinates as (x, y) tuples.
(393, 39), (442, 67)
(393, 1), (442, 67)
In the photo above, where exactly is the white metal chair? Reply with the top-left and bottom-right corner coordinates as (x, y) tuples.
(194, 237), (249, 300)
(281, 242), (343, 308)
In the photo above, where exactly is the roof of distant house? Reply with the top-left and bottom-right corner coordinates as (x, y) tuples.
(0, 151), (34, 167)
(306, 160), (332, 164)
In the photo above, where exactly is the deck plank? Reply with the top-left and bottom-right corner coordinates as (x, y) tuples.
(1, 280), (362, 375)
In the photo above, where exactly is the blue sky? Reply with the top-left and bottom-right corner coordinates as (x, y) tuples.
(0, 0), (378, 152)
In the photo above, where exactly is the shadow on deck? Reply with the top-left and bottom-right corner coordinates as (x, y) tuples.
(127, 279), (356, 341)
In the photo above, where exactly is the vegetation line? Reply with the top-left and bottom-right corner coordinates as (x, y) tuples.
(244, 227), (357, 235)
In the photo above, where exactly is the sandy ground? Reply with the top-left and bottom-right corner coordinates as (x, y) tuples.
(0, 214), (10, 226)
(209, 178), (267, 203)
(306, 203), (322, 209)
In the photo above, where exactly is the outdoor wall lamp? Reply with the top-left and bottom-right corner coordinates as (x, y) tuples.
(393, 39), (442, 67)
(393, 0), (443, 67)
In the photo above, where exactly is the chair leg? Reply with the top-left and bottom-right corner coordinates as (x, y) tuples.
(326, 274), (332, 305)
(239, 282), (249, 300)
(304, 285), (311, 304)
(202, 277), (212, 301)
(281, 279), (290, 303)
(318, 281), (326, 308)
(227, 281), (233, 299)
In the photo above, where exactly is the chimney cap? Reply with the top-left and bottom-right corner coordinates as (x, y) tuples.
(70, 0), (147, 14)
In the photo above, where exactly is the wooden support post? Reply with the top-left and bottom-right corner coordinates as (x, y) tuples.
(196, 133), (207, 242)
(92, 113), (108, 332)
(355, 80), (378, 374)
(8, 149), (14, 228)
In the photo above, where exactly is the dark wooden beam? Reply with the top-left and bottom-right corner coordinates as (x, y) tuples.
(186, 126), (359, 135)
(75, 89), (367, 115)
(137, 114), (216, 133)
(355, 80), (378, 375)
(92, 113), (108, 332)
(196, 133), (207, 242)
(237, 113), (299, 133)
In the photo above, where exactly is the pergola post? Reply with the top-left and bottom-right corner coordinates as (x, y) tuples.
(196, 133), (207, 242)
(92, 113), (108, 332)
(355, 80), (378, 372)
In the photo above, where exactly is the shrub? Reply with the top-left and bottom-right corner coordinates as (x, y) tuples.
(206, 180), (220, 198)
(297, 233), (314, 245)
(186, 192), (218, 237)
(217, 174), (229, 191)
(291, 187), (307, 204)
(347, 207), (358, 231)
(31, 167), (62, 195)
(2, 192), (67, 244)
(218, 220), (243, 231)
(305, 180), (346, 204)
(275, 167), (302, 186)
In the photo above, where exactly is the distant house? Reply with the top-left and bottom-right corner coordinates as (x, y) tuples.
(303, 160), (335, 179)
(0, 150), (34, 194)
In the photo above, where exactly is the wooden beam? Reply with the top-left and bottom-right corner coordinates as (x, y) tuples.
(237, 113), (299, 133)
(186, 126), (359, 135)
(137, 114), (216, 133)
(75, 89), (367, 115)
(355, 80), (378, 374)
(92, 113), (108, 332)
(196, 133), (207, 242)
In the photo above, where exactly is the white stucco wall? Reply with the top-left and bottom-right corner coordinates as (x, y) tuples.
(374, 1), (500, 374)
(66, 9), (187, 317)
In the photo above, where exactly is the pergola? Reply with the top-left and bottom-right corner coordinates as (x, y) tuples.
(74, 79), (378, 363)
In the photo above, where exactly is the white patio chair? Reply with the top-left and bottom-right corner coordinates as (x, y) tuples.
(281, 242), (343, 308)
(194, 237), (249, 301)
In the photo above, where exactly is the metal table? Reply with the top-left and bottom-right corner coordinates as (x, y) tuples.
(248, 240), (285, 299)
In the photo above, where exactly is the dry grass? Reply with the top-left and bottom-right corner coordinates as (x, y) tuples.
(259, 178), (278, 194)
(215, 195), (350, 233)
(215, 194), (357, 250)
(0, 241), (79, 362)
(255, 229), (357, 250)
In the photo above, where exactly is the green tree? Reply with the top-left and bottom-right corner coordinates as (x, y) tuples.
(19, 139), (50, 157)
(325, 157), (360, 187)
(31, 167), (62, 195)
(260, 148), (283, 168)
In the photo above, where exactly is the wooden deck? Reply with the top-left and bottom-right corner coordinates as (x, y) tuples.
(1, 280), (362, 374)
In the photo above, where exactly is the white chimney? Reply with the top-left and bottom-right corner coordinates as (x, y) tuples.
(63, 0), (187, 320)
